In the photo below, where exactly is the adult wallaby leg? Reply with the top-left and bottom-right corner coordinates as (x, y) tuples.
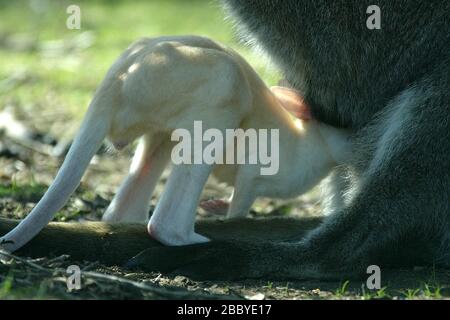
(103, 135), (171, 223)
(125, 77), (450, 280)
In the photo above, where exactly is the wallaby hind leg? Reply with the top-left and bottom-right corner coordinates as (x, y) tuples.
(148, 163), (214, 246)
(103, 135), (171, 223)
(226, 191), (256, 219)
(226, 174), (257, 219)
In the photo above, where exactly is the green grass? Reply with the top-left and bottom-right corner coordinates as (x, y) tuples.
(361, 287), (390, 300)
(0, 0), (280, 120)
(0, 273), (14, 298)
(334, 280), (350, 298)
(423, 284), (442, 299)
(0, 183), (46, 202)
(0, 273), (52, 299)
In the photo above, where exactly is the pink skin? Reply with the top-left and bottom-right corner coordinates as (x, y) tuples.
(270, 86), (312, 121)
(200, 199), (230, 215)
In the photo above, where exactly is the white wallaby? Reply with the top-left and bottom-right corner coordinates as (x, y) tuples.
(0, 35), (351, 251)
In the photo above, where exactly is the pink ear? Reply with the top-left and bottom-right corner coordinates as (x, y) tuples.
(271, 86), (312, 120)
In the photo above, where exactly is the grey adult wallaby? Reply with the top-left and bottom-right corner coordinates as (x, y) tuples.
(126, 0), (450, 280)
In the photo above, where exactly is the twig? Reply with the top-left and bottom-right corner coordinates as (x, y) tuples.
(0, 251), (239, 300)
(6, 136), (54, 157)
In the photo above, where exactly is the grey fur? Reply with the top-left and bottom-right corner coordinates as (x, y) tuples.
(127, 0), (450, 279)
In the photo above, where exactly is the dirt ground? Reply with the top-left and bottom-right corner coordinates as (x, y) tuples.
(0, 109), (449, 300)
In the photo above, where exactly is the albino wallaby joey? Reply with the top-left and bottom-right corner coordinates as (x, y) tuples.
(0, 35), (350, 252)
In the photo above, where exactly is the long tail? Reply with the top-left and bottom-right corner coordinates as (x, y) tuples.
(0, 104), (109, 252)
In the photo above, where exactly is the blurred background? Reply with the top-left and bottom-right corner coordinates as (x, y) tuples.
(0, 0), (279, 119)
(0, 0), (319, 223)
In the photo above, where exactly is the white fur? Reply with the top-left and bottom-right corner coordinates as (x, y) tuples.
(0, 35), (351, 251)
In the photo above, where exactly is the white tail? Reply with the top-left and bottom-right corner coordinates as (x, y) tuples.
(0, 104), (109, 252)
